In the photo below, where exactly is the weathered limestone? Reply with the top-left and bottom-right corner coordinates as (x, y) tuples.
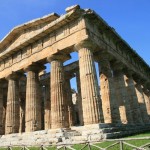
(142, 86), (150, 119)
(0, 5), (149, 145)
(5, 72), (22, 134)
(113, 66), (133, 124)
(0, 80), (4, 135)
(19, 98), (25, 133)
(134, 79), (150, 124)
(47, 52), (71, 129)
(40, 85), (45, 130)
(76, 70), (83, 125)
(75, 40), (103, 125)
(2, 87), (7, 135)
(98, 56), (121, 124)
(65, 72), (75, 127)
(19, 78), (26, 133)
(25, 63), (45, 132)
(125, 71), (144, 125)
(44, 84), (51, 130)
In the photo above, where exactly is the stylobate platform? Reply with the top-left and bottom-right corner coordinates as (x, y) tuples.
(0, 124), (150, 147)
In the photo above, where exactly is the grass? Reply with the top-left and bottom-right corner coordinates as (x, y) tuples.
(92, 132), (150, 150)
(94, 132), (150, 150)
(72, 132), (150, 150)
(125, 131), (150, 138)
(0, 132), (150, 150)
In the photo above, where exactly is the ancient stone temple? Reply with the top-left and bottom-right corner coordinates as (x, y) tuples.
(0, 5), (150, 146)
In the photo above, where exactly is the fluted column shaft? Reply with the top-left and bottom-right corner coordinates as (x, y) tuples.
(98, 59), (121, 124)
(65, 74), (75, 127)
(50, 60), (68, 128)
(47, 53), (71, 129)
(76, 45), (102, 125)
(76, 70), (83, 125)
(0, 81), (4, 135)
(19, 98), (25, 133)
(143, 88), (150, 119)
(19, 79), (26, 133)
(2, 89), (7, 134)
(5, 73), (21, 134)
(125, 75), (143, 125)
(25, 64), (44, 132)
(135, 81), (149, 124)
(113, 69), (133, 124)
(44, 84), (51, 130)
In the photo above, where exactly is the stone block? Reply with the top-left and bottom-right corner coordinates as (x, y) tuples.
(88, 134), (103, 141)
(71, 135), (88, 141)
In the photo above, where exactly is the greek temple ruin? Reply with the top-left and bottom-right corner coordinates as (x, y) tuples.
(0, 5), (150, 145)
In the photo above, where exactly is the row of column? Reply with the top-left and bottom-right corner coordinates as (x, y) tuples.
(99, 56), (150, 125)
(0, 40), (150, 135)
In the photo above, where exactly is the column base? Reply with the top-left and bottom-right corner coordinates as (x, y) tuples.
(0, 123), (150, 146)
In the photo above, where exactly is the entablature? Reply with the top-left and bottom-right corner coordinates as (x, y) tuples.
(83, 9), (150, 82)
(0, 5), (149, 84)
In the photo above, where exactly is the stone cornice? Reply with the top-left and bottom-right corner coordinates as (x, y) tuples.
(0, 6), (83, 60)
(84, 9), (150, 74)
(39, 61), (79, 82)
(0, 5), (149, 81)
(0, 13), (59, 49)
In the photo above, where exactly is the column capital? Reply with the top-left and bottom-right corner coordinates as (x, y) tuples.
(65, 72), (75, 80)
(142, 81), (150, 91)
(24, 63), (45, 73)
(0, 79), (6, 84)
(132, 74), (142, 83)
(74, 39), (97, 52)
(111, 61), (124, 70)
(123, 68), (134, 78)
(148, 82), (150, 91)
(94, 51), (113, 62)
(5, 72), (23, 80)
(111, 61), (126, 75)
(47, 52), (71, 63)
(98, 54), (112, 78)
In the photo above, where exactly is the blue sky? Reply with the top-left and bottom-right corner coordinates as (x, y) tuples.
(0, 0), (149, 65)
(0, 0), (150, 70)
(0, 0), (150, 65)
(0, 0), (149, 90)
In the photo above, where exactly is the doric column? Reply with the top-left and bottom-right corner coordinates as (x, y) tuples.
(19, 98), (25, 133)
(19, 77), (26, 133)
(98, 56), (121, 124)
(44, 83), (51, 130)
(47, 52), (71, 129)
(5, 72), (22, 134)
(2, 87), (7, 134)
(125, 71), (144, 125)
(0, 80), (4, 135)
(39, 69), (48, 130)
(142, 85), (150, 119)
(41, 85), (44, 130)
(75, 40), (103, 125)
(65, 72), (75, 127)
(25, 63), (45, 132)
(76, 70), (83, 125)
(134, 79), (150, 124)
(112, 65), (133, 124)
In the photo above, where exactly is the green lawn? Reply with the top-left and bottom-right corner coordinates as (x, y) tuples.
(0, 132), (150, 150)
(73, 132), (150, 150)
(125, 131), (150, 138)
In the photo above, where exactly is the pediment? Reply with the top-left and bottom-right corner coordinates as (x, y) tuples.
(0, 13), (59, 55)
